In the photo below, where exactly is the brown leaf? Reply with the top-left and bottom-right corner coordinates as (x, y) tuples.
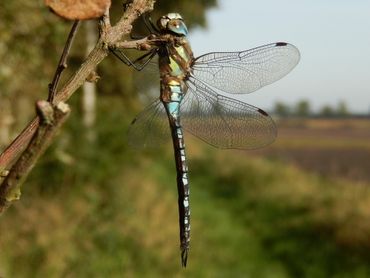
(45, 0), (111, 20)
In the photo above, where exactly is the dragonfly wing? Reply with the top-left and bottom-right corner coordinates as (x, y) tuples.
(191, 42), (300, 94)
(181, 78), (277, 149)
(132, 56), (160, 102)
(128, 99), (170, 149)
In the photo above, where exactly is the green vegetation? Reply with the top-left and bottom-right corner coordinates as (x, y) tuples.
(1, 103), (370, 276)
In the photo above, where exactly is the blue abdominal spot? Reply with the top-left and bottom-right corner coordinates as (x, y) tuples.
(167, 102), (180, 116)
(171, 92), (184, 102)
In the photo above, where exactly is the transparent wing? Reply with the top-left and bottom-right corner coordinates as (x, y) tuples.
(127, 99), (170, 149)
(191, 42), (300, 94)
(181, 78), (277, 149)
(132, 56), (160, 102)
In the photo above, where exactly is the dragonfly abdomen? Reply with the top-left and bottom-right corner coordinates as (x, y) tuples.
(157, 24), (193, 266)
(173, 124), (190, 267)
(162, 80), (190, 267)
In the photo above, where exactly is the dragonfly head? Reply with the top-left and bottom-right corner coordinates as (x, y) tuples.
(157, 13), (188, 36)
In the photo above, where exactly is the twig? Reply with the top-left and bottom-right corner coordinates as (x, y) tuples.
(48, 20), (80, 103)
(0, 0), (157, 213)
(0, 0), (156, 174)
(0, 117), (40, 172)
(0, 101), (70, 213)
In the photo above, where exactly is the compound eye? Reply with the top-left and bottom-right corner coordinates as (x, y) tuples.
(167, 19), (188, 36)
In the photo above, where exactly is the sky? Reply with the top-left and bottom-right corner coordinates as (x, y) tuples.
(188, 0), (370, 113)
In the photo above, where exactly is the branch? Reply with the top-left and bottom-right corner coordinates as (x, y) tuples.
(0, 101), (70, 213)
(48, 20), (81, 103)
(0, 0), (157, 212)
(0, 0), (156, 173)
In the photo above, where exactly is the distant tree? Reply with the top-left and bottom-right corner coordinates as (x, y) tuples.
(273, 101), (290, 117)
(295, 100), (311, 117)
(320, 105), (334, 117)
(337, 101), (349, 116)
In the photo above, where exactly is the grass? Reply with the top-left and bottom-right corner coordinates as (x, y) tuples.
(1, 104), (370, 277)
(2, 147), (370, 277)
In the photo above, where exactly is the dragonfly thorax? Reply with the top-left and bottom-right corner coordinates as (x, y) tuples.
(157, 13), (188, 36)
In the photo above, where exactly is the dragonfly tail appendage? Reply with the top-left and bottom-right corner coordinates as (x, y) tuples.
(181, 247), (189, 267)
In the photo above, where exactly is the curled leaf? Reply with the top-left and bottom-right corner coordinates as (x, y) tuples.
(45, 0), (111, 20)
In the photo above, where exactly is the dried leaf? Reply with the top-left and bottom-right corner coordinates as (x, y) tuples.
(45, 0), (111, 20)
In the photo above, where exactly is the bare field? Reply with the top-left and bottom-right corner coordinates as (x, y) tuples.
(251, 118), (370, 182)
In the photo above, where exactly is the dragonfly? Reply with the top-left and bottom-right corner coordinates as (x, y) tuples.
(110, 13), (300, 267)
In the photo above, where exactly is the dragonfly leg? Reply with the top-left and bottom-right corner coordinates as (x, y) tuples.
(130, 34), (146, 40)
(110, 48), (157, 71)
(143, 13), (160, 34)
(128, 13), (159, 39)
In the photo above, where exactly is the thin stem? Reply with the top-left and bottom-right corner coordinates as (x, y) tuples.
(48, 20), (81, 103)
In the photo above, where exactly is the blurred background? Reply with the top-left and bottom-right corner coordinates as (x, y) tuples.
(1, 0), (370, 277)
